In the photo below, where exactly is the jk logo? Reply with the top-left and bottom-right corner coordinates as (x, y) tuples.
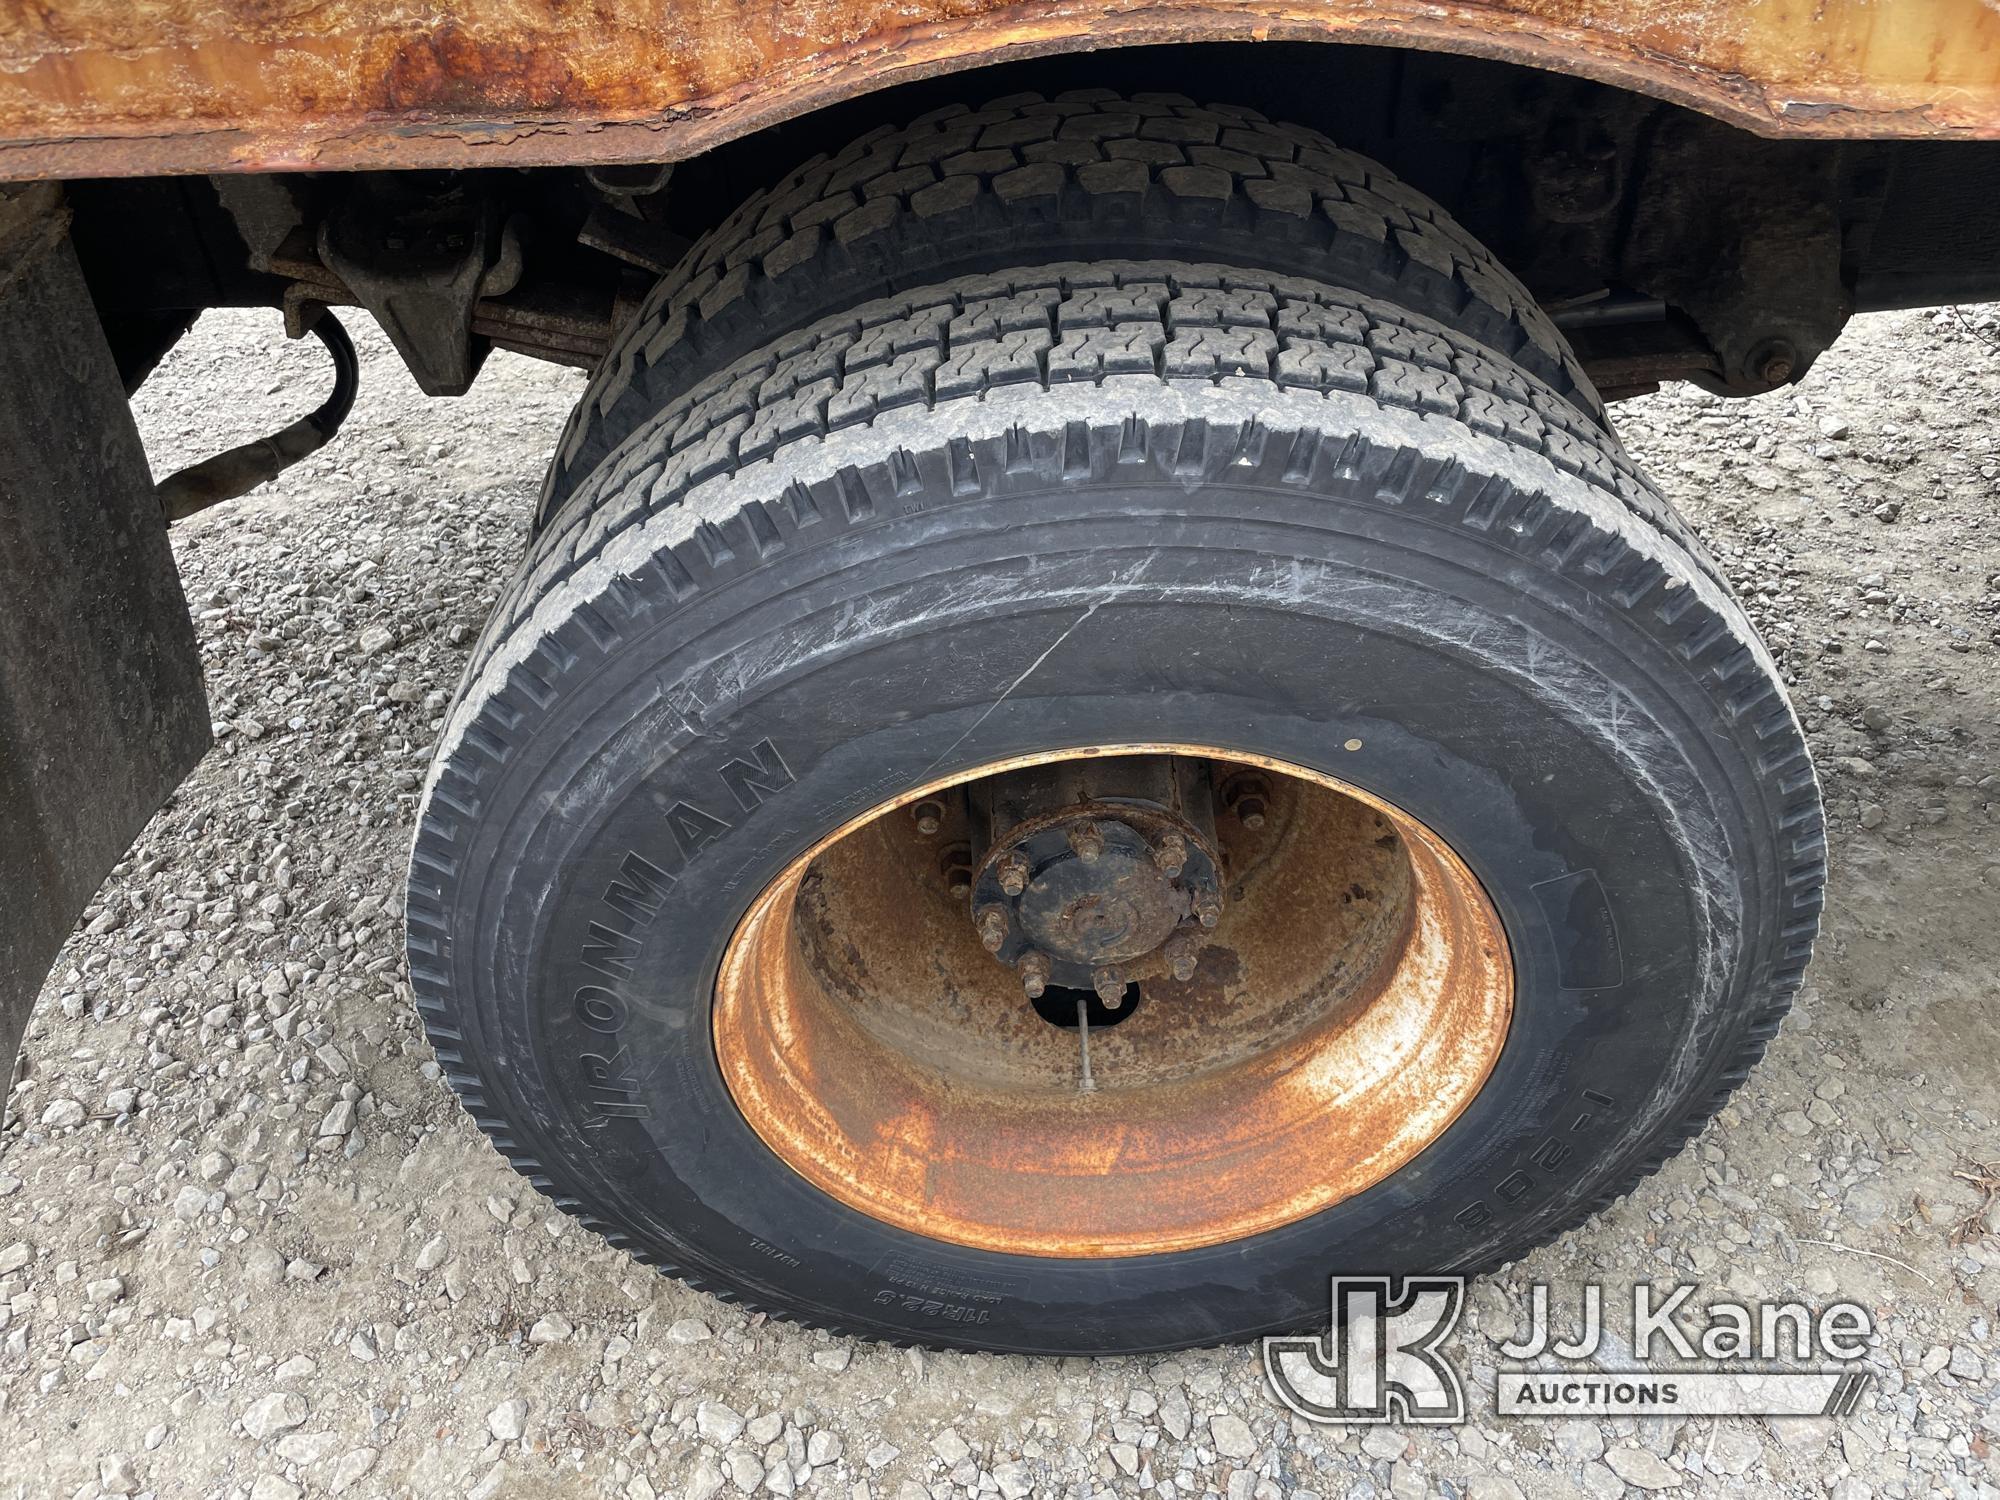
(1263, 1277), (1468, 1424)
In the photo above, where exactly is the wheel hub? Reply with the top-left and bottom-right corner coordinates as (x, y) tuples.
(966, 759), (1223, 1002)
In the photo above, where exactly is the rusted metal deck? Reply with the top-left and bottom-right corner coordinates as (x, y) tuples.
(3, 0), (1999, 180)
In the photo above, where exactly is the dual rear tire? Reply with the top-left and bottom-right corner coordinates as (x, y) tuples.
(408, 99), (1823, 1353)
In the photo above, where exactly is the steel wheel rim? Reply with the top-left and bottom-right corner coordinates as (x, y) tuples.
(714, 744), (1513, 1258)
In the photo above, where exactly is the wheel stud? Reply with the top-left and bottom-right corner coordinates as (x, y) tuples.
(1153, 830), (1187, 877)
(1165, 931), (1201, 982)
(1019, 951), (1051, 999)
(976, 905), (1009, 953)
(1193, 890), (1222, 929)
(911, 798), (946, 837)
(1068, 820), (1105, 863)
(996, 850), (1031, 896)
(1092, 965), (1126, 1009)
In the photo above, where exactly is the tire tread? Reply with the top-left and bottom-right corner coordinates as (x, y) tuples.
(538, 94), (1602, 527)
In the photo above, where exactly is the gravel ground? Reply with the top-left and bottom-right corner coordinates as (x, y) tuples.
(2, 301), (1997, 1500)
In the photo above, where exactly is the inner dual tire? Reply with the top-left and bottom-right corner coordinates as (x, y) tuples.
(407, 112), (1823, 1355)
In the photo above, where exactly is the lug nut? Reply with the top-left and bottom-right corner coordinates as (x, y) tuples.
(1019, 951), (1051, 1000)
(911, 799), (945, 837)
(996, 850), (1031, 896)
(976, 905), (1009, 953)
(1753, 339), (1798, 386)
(1193, 890), (1223, 929)
(1092, 965), (1126, 1009)
(938, 844), (973, 901)
(1068, 820), (1105, 863)
(1153, 830), (1187, 877)
(1165, 931), (1201, 982)
(1222, 773), (1271, 831)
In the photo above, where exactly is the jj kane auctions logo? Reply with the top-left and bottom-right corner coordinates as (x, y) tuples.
(1264, 1278), (1876, 1423)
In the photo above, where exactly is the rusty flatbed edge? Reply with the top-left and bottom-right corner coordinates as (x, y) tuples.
(2, 0), (1999, 181)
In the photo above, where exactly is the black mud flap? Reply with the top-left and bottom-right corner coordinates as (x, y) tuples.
(0, 184), (210, 1074)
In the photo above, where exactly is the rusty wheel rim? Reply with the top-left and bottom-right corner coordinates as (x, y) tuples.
(714, 745), (1513, 1258)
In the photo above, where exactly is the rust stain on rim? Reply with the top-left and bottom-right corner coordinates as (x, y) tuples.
(714, 744), (1513, 1258)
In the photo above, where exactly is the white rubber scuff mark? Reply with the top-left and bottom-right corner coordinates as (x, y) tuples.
(916, 597), (1104, 778)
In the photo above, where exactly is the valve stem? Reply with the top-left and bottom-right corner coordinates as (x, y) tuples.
(1076, 997), (1097, 1094)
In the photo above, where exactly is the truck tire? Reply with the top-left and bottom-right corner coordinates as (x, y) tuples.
(411, 260), (1821, 1354)
(539, 93), (1602, 529)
